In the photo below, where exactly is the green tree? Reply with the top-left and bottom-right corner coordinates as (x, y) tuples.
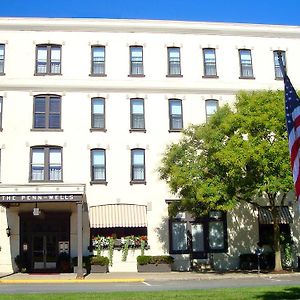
(159, 90), (294, 271)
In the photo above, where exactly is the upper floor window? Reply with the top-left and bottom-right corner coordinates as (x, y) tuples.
(203, 48), (217, 77)
(91, 46), (106, 76)
(91, 148), (106, 183)
(130, 98), (145, 131)
(0, 44), (5, 75)
(35, 44), (61, 75)
(167, 47), (182, 76)
(91, 97), (105, 131)
(131, 148), (145, 183)
(205, 99), (219, 121)
(273, 50), (286, 79)
(129, 46), (144, 76)
(239, 49), (254, 78)
(30, 146), (62, 182)
(0, 97), (2, 131)
(169, 99), (183, 131)
(33, 95), (61, 130)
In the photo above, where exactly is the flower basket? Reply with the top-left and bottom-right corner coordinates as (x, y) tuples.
(137, 255), (174, 272)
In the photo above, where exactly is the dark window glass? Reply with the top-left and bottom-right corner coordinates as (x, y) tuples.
(91, 98), (105, 129)
(91, 149), (106, 182)
(0, 44), (5, 74)
(131, 149), (145, 182)
(91, 46), (105, 75)
(130, 98), (145, 130)
(33, 95), (61, 129)
(203, 48), (217, 77)
(31, 146), (62, 182)
(130, 46), (144, 75)
(169, 99), (183, 130)
(36, 45), (61, 75)
(239, 49), (254, 78)
(274, 50), (286, 79)
(168, 47), (181, 76)
(0, 97), (2, 130)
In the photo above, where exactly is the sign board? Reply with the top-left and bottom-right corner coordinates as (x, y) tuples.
(59, 241), (69, 253)
(0, 194), (83, 203)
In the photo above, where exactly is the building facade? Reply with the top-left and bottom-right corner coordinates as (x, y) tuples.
(0, 17), (300, 273)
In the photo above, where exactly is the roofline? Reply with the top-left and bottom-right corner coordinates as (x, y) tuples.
(0, 17), (299, 38)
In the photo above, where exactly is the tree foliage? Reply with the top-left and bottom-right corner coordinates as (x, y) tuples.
(159, 91), (294, 270)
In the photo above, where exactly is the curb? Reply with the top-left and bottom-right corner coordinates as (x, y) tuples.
(0, 278), (145, 284)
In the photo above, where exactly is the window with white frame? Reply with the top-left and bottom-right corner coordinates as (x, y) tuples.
(131, 148), (145, 183)
(167, 47), (181, 76)
(129, 46), (144, 76)
(35, 44), (61, 75)
(91, 149), (106, 183)
(169, 99), (183, 131)
(0, 44), (5, 74)
(239, 49), (254, 78)
(91, 46), (105, 76)
(30, 146), (62, 182)
(205, 99), (218, 121)
(33, 95), (61, 129)
(91, 97), (105, 130)
(0, 96), (2, 130)
(203, 48), (217, 77)
(273, 50), (286, 79)
(130, 98), (145, 130)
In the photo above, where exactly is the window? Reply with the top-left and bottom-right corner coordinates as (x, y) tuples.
(205, 99), (219, 121)
(91, 98), (105, 130)
(167, 47), (181, 76)
(131, 149), (145, 183)
(0, 44), (5, 75)
(274, 50), (286, 79)
(130, 98), (145, 131)
(33, 95), (61, 130)
(129, 46), (144, 76)
(30, 146), (62, 182)
(203, 48), (217, 77)
(35, 44), (61, 75)
(239, 49), (254, 78)
(91, 149), (106, 183)
(0, 97), (2, 131)
(169, 99), (183, 131)
(91, 46), (105, 76)
(169, 210), (227, 257)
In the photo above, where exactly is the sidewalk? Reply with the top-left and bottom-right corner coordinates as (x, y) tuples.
(0, 270), (299, 283)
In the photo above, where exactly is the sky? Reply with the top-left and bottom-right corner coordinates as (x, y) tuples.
(0, 0), (299, 26)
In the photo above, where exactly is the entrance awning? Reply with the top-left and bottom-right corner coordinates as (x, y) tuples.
(258, 206), (293, 224)
(89, 204), (147, 228)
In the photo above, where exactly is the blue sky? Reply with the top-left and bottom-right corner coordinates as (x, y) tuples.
(1, 0), (300, 26)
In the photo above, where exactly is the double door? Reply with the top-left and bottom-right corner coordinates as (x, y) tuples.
(32, 234), (57, 270)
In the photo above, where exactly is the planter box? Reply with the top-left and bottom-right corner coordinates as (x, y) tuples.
(137, 264), (172, 272)
(73, 266), (87, 274)
(90, 264), (109, 273)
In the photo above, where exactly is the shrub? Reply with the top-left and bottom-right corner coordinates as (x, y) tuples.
(90, 256), (109, 266)
(137, 255), (174, 265)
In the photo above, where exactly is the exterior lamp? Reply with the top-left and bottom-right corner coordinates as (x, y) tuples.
(6, 226), (11, 237)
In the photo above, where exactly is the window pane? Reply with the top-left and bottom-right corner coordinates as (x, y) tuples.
(209, 221), (224, 250)
(37, 47), (47, 73)
(0, 45), (4, 73)
(32, 149), (44, 181)
(170, 101), (182, 114)
(35, 97), (46, 112)
(130, 47), (143, 75)
(49, 149), (62, 181)
(92, 47), (105, 75)
(191, 224), (205, 252)
(92, 150), (105, 165)
(172, 222), (187, 251)
(132, 99), (144, 114)
(49, 97), (60, 113)
(239, 50), (253, 77)
(206, 100), (218, 117)
(133, 150), (144, 164)
(93, 47), (105, 60)
(50, 47), (61, 74)
(168, 48), (181, 75)
(274, 51), (286, 78)
(32, 149), (44, 164)
(203, 48), (217, 76)
(92, 150), (105, 180)
(92, 99), (104, 113)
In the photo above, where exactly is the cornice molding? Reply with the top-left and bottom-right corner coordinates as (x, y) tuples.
(0, 18), (299, 38)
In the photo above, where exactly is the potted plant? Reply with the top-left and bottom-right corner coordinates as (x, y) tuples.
(57, 252), (71, 273)
(137, 255), (174, 272)
(90, 255), (109, 273)
(14, 255), (28, 273)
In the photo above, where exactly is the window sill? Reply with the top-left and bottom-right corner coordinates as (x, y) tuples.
(129, 129), (146, 133)
(166, 74), (183, 78)
(128, 74), (145, 77)
(29, 180), (63, 183)
(275, 77), (283, 80)
(90, 128), (107, 132)
(0, 73), (5, 76)
(0, 128), (2, 132)
(239, 76), (255, 80)
(202, 75), (219, 79)
(90, 180), (108, 185)
(168, 129), (182, 133)
(89, 74), (107, 77)
(31, 128), (63, 132)
(34, 73), (62, 76)
(130, 180), (146, 185)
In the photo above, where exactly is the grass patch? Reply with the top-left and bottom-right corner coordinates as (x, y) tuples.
(1, 286), (300, 300)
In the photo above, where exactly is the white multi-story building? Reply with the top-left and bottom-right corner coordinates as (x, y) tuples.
(0, 17), (299, 274)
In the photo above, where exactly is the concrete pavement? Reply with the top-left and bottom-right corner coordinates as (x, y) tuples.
(0, 270), (299, 284)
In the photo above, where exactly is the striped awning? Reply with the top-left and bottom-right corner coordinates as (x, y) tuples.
(258, 207), (293, 224)
(89, 204), (147, 228)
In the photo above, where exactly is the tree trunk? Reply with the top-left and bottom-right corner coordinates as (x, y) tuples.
(272, 207), (282, 271)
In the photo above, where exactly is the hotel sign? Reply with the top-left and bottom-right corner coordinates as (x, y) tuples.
(0, 194), (83, 203)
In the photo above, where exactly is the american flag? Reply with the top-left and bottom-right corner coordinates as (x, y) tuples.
(278, 53), (300, 201)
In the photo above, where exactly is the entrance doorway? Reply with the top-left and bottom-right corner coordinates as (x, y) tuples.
(32, 234), (58, 270)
